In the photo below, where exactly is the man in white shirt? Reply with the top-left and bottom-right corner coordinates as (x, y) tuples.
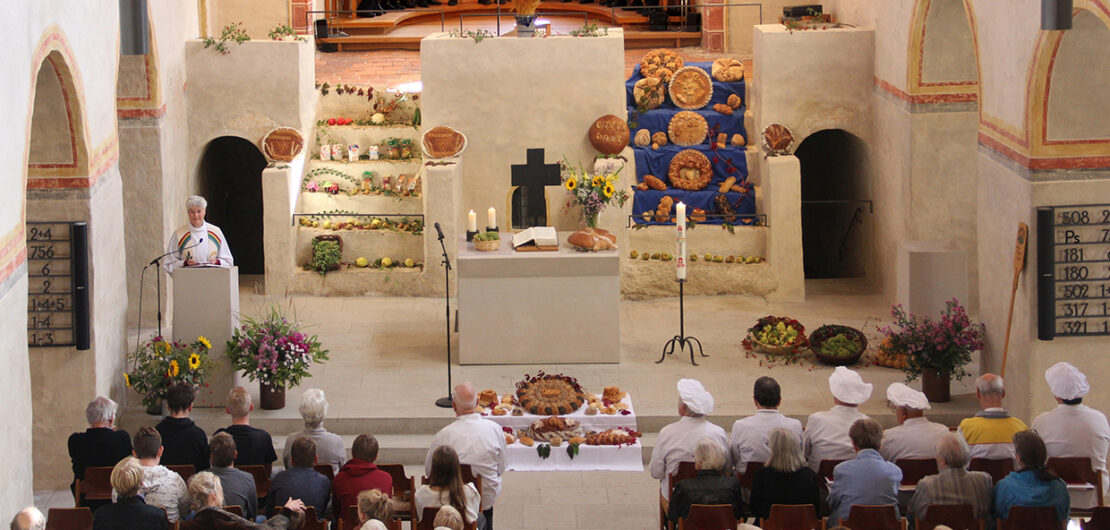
(123, 426), (189, 522)
(880, 383), (949, 462)
(1032, 362), (1110, 502)
(729, 376), (803, 474)
(804, 366), (872, 472)
(426, 382), (507, 530)
(650, 378), (730, 501)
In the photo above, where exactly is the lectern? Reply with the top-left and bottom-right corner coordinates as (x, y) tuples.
(172, 266), (239, 406)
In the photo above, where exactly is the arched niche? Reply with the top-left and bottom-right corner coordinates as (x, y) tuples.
(794, 129), (870, 279)
(1045, 10), (1110, 142)
(908, 0), (980, 98)
(197, 137), (268, 275)
(28, 50), (89, 179)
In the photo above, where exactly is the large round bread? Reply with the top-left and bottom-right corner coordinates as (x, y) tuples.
(711, 58), (745, 82)
(588, 115), (630, 155)
(668, 66), (713, 110)
(668, 149), (713, 191)
(640, 49), (684, 82)
(633, 77), (665, 110)
(762, 123), (795, 154)
(667, 111), (708, 147)
(516, 374), (586, 415)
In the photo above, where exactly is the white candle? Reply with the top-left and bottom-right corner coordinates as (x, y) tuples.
(676, 202), (687, 281)
(488, 207), (496, 229)
(468, 210), (477, 232)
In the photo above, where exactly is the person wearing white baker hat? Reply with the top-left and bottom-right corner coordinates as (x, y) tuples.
(879, 383), (949, 462)
(650, 379), (731, 501)
(802, 367), (873, 471)
(1032, 362), (1110, 496)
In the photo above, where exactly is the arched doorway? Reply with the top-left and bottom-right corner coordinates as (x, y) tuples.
(795, 129), (869, 279)
(197, 137), (267, 275)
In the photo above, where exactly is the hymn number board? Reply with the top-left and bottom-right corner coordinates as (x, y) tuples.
(26, 222), (76, 347)
(1047, 205), (1110, 337)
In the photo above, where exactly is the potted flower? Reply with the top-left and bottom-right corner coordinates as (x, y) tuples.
(880, 298), (984, 402)
(560, 159), (630, 229)
(126, 336), (214, 414)
(225, 305), (329, 409)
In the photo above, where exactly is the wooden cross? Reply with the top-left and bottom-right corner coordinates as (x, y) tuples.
(510, 148), (562, 228)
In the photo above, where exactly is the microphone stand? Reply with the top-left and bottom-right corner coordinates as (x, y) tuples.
(144, 243), (200, 338)
(434, 229), (454, 408)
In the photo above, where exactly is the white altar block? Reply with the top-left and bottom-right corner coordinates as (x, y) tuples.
(506, 440), (644, 471)
(458, 236), (619, 364)
(172, 267), (240, 406)
(896, 241), (968, 317)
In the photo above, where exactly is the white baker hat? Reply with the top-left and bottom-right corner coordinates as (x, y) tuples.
(1045, 361), (1090, 400)
(829, 366), (873, 404)
(677, 378), (715, 415)
(886, 382), (931, 410)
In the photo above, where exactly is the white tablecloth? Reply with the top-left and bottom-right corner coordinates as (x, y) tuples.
(483, 394), (638, 432)
(505, 440), (644, 471)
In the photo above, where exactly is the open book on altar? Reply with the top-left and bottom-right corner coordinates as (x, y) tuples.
(512, 226), (558, 250)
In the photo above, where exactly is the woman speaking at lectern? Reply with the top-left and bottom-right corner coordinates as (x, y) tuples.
(164, 195), (234, 274)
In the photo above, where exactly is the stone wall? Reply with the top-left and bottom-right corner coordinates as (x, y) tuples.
(204, 0), (291, 39)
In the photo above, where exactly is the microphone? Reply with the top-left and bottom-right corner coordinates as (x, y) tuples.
(148, 241), (201, 266)
(434, 222), (445, 241)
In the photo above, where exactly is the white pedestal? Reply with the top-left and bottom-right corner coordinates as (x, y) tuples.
(172, 267), (240, 406)
(897, 241), (968, 317)
(762, 155), (805, 302)
(457, 236), (619, 364)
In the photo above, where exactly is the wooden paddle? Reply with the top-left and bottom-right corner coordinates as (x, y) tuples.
(1000, 223), (1029, 378)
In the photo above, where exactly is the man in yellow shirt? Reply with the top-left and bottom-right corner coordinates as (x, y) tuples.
(956, 373), (1027, 461)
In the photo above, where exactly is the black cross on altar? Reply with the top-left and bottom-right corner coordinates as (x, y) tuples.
(511, 148), (562, 228)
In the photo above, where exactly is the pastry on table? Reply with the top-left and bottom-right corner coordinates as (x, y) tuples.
(478, 389), (499, 408)
(602, 386), (626, 402)
(668, 149), (713, 191)
(667, 111), (708, 147)
(669, 66), (714, 110)
(515, 372), (586, 415)
(711, 58), (745, 82)
(633, 77), (665, 110)
(585, 429), (640, 446)
(525, 416), (584, 442)
(640, 49), (684, 82)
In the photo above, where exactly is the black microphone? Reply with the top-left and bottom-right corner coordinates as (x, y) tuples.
(434, 222), (445, 241)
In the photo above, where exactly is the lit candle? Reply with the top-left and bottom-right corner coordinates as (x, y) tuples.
(488, 207), (496, 229)
(468, 210), (477, 232)
(676, 202), (687, 281)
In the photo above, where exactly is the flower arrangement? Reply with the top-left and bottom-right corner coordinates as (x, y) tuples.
(126, 336), (214, 408)
(226, 305), (330, 389)
(560, 159), (629, 228)
(880, 298), (984, 382)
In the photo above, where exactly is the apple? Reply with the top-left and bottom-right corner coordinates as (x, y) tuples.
(322, 220), (332, 230)
(328, 118), (336, 126)
(355, 257), (369, 268)
(404, 258), (415, 268)
(381, 257), (393, 267)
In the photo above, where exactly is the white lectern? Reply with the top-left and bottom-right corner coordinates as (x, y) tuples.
(172, 266), (239, 407)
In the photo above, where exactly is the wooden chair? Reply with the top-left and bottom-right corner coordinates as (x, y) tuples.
(916, 503), (983, 530)
(378, 463), (417, 521)
(1082, 506), (1110, 529)
(165, 464), (196, 483)
(339, 504), (362, 530)
(235, 464), (272, 501)
(300, 506), (327, 530)
(313, 463), (335, 482)
(660, 461), (698, 530)
(997, 504), (1065, 530)
(677, 504), (737, 530)
(969, 457), (1014, 484)
(839, 505), (906, 530)
(46, 507), (93, 530)
(415, 506), (478, 530)
(760, 504), (822, 530)
(817, 459), (845, 483)
(459, 463), (483, 507)
(738, 461), (764, 488)
(1048, 456), (1105, 509)
(222, 505), (244, 517)
(894, 458), (939, 486)
(73, 466), (113, 508)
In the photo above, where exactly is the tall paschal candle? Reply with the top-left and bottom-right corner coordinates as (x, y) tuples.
(676, 202), (686, 280)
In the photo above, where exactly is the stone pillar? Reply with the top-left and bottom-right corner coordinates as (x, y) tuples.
(762, 155), (804, 301)
(701, 0), (726, 53)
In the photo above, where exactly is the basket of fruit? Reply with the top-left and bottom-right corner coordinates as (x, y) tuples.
(873, 337), (909, 369)
(743, 316), (807, 355)
(809, 325), (867, 366)
(473, 231), (500, 251)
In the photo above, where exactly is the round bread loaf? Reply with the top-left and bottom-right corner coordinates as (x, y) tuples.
(633, 77), (665, 110)
(668, 66), (713, 110)
(668, 149), (713, 191)
(711, 58), (745, 82)
(640, 49), (684, 81)
(667, 111), (708, 146)
(588, 114), (630, 155)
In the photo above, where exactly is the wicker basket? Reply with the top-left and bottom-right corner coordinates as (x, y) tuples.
(474, 238), (500, 251)
(810, 324), (867, 366)
(744, 315), (807, 355)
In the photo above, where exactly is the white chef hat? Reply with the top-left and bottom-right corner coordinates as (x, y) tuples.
(677, 378), (715, 415)
(1045, 362), (1090, 400)
(886, 382), (931, 410)
(829, 366), (873, 404)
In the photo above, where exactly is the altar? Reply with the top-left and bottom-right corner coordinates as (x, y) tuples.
(457, 235), (620, 364)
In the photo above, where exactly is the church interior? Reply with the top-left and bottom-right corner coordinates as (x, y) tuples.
(4, 0), (1110, 528)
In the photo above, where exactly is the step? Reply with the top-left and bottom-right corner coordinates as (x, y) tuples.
(310, 126), (422, 152)
(296, 226), (424, 265)
(299, 191), (424, 217)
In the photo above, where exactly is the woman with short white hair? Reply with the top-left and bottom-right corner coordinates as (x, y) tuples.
(91, 457), (168, 529)
(180, 471), (305, 529)
(163, 195), (233, 273)
(282, 388), (346, 473)
(749, 428), (822, 520)
(666, 438), (743, 527)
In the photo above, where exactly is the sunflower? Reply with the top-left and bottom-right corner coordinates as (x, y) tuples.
(168, 360), (180, 378)
(188, 353), (202, 370)
(123, 373), (131, 388)
(197, 336), (212, 350)
(591, 175), (605, 188)
(157, 341), (171, 357)
(603, 183), (615, 198)
(564, 176), (577, 191)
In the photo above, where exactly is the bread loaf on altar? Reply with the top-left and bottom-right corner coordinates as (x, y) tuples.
(568, 228), (618, 251)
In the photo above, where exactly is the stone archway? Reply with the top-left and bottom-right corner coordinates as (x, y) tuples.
(1045, 10), (1110, 142)
(795, 129), (870, 279)
(197, 137), (268, 275)
(907, 0), (980, 102)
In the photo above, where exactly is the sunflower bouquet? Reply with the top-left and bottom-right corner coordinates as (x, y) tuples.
(560, 158), (629, 228)
(126, 335), (214, 409)
(226, 304), (329, 390)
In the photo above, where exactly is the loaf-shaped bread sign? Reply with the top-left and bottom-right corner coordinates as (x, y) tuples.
(588, 114), (631, 155)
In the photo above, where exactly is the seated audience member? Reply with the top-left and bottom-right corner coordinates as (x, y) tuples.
(957, 374), (1027, 461)
(416, 445), (482, 525)
(1032, 362), (1110, 495)
(881, 383), (949, 462)
(357, 489), (393, 530)
(804, 367), (872, 471)
(908, 433), (993, 523)
(182, 471), (306, 530)
(69, 396), (133, 499)
(729, 376), (803, 476)
(433, 505), (465, 530)
(206, 432), (258, 520)
(650, 379), (730, 501)
(125, 426), (189, 522)
(267, 436), (332, 517)
(283, 388), (346, 474)
(92, 456), (170, 529)
(215, 387), (277, 472)
(333, 434), (393, 515)
(828, 418), (903, 524)
(667, 438), (743, 527)
(9, 507), (45, 530)
(155, 382), (210, 471)
(749, 428), (822, 520)
(992, 430), (1070, 523)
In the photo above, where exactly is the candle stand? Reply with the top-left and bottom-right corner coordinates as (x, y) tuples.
(657, 279), (707, 366)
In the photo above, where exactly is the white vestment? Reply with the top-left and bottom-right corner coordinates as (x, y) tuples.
(649, 416), (731, 499)
(729, 409), (803, 473)
(163, 222), (234, 274)
(425, 413), (507, 511)
(1032, 404), (1110, 494)
(880, 416), (950, 462)
(803, 404), (869, 472)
